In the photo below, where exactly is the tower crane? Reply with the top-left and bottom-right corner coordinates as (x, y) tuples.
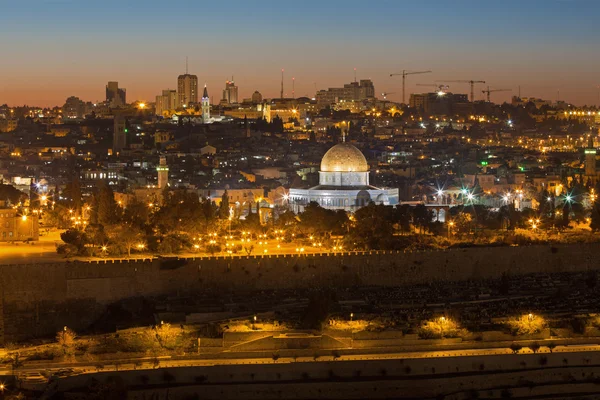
(481, 86), (512, 102)
(381, 92), (396, 100)
(435, 79), (485, 102)
(390, 70), (432, 104)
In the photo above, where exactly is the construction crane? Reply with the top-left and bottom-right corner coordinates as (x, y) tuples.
(415, 84), (449, 95)
(390, 70), (432, 105)
(381, 92), (396, 100)
(481, 86), (512, 102)
(435, 79), (485, 102)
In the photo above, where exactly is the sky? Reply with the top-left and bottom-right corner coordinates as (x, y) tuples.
(1, 0), (599, 107)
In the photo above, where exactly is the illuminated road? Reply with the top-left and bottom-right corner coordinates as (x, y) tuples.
(3, 344), (600, 381)
(0, 230), (64, 264)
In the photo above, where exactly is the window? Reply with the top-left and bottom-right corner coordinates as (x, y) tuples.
(8, 232), (13, 237)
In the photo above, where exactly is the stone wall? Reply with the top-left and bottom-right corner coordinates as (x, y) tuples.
(0, 243), (599, 344)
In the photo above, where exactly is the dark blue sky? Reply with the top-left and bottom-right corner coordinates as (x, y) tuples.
(1, 0), (599, 106)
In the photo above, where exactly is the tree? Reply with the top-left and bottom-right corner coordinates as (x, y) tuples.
(347, 202), (394, 249)
(412, 204), (434, 234)
(506, 315), (546, 336)
(219, 190), (230, 219)
(529, 342), (541, 353)
(62, 178), (82, 213)
(94, 183), (121, 225)
(122, 199), (150, 229)
(509, 343), (522, 354)
(0, 183), (27, 206)
(109, 225), (144, 257)
(56, 327), (77, 356)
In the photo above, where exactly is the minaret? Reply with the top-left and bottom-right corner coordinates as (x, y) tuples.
(585, 134), (597, 182)
(201, 84), (210, 122)
(157, 156), (169, 189)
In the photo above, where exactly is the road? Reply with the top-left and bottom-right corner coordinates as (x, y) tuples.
(0, 231), (348, 264)
(3, 344), (600, 382)
(0, 230), (64, 264)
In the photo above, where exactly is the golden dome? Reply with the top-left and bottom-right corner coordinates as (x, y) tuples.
(320, 143), (369, 172)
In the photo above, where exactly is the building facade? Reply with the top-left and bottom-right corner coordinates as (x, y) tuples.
(0, 209), (39, 241)
(155, 89), (179, 116)
(177, 74), (198, 107)
(316, 79), (375, 107)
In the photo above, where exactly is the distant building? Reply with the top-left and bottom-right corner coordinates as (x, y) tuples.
(113, 115), (127, 154)
(251, 91), (263, 104)
(222, 79), (239, 104)
(177, 74), (198, 107)
(62, 96), (86, 119)
(0, 209), (39, 241)
(223, 102), (271, 122)
(106, 81), (126, 107)
(0, 118), (18, 133)
(316, 79), (375, 107)
(155, 89), (179, 116)
(409, 92), (469, 114)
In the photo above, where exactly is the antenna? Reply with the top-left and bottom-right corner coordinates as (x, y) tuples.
(292, 77), (295, 99)
(354, 67), (357, 83)
(518, 85), (521, 98)
(186, 56), (188, 74)
(280, 69), (284, 99)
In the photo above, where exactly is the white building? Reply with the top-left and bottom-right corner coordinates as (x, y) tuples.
(289, 142), (399, 212)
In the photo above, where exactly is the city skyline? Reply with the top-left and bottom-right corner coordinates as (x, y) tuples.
(1, 0), (600, 107)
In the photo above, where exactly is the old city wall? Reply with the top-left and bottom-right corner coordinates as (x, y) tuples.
(0, 243), (598, 343)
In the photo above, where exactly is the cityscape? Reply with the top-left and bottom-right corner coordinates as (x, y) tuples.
(1, 1), (600, 399)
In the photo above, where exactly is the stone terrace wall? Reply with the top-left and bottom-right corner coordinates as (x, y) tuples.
(0, 243), (598, 343)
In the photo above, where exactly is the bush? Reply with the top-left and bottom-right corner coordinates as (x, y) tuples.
(505, 315), (546, 336)
(418, 318), (468, 339)
(529, 342), (541, 353)
(509, 343), (523, 354)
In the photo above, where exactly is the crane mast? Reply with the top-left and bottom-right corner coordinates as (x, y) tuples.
(390, 70), (432, 104)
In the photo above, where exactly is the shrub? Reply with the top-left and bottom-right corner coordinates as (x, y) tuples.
(529, 342), (541, 353)
(505, 315), (546, 336)
(509, 343), (523, 354)
(418, 318), (468, 339)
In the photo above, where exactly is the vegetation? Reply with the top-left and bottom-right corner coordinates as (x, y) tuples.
(505, 314), (546, 336)
(418, 317), (468, 339)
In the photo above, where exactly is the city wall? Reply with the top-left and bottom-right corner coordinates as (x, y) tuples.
(0, 243), (598, 343)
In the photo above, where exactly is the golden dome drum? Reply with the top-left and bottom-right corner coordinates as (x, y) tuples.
(320, 143), (369, 172)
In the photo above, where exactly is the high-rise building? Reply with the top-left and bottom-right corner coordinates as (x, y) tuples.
(202, 85), (210, 122)
(222, 79), (239, 104)
(316, 79), (375, 106)
(177, 74), (198, 107)
(155, 90), (179, 116)
(106, 81), (126, 107)
(113, 115), (127, 154)
(157, 156), (169, 189)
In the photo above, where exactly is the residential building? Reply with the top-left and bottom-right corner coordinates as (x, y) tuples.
(177, 74), (198, 107)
